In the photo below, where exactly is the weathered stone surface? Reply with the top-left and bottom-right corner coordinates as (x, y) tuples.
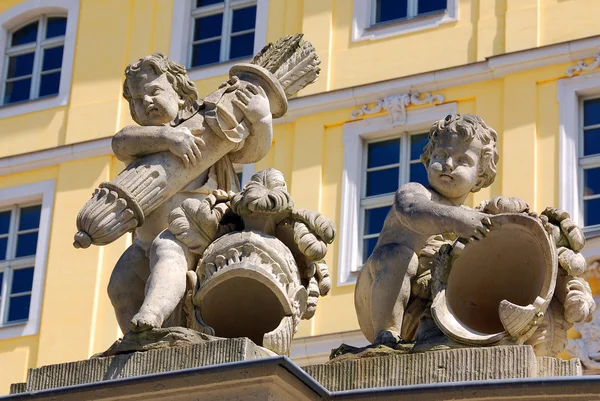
(537, 356), (582, 377)
(10, 382), (25, 394)
(14, 337), (271, 394)
(303, 345), (579, 392)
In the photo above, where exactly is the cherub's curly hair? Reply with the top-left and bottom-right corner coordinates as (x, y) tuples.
(230, 169), (294, 216)
(420, 114), (499, 192)
(123, 53), (198, 124)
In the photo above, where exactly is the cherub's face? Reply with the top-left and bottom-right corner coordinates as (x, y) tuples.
(126, 66), (184, 126)
(427, 133), (483, 201)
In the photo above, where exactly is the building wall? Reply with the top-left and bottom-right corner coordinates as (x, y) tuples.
(0, 0), (600, 394)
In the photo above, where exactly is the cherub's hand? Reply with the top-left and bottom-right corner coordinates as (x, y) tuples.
(167, 127), (204, 167)
(232, 83), (271, 124)
(452, 209), (493, 242)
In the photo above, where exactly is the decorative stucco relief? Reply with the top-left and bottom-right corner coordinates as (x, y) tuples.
(351, 92), (444, 126)
(567, 54), (600, 77)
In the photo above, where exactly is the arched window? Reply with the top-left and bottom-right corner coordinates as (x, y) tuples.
(2, 15), (66, 105)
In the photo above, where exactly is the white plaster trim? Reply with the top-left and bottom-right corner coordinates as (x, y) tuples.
(0, 180), (55, 339)
(169, 0), (268, 81)
(568, 54), (600, 77)
(290, 330), (368, 366)
(338, 102), (457, 286)
(0, 0), (79, 119)
(557, 71), (600, 229)
(0, 137), (112, 176)
(241, 163), (255, 187)
(352, 0), (458, 42)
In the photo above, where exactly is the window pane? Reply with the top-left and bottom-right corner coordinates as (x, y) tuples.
(4, 78), (32, 104)
(229, 32), (254, 60)
(366, 167), (399, 196)
(362, 237), (379, 264)
(7, 53), (35, 79)
(0, 211), (10, 234)
(232, 6), (256, 33)
(196, 0), (223, 7)
(191, 40), (221, 67)
(194, 14), (223, 41)
(39, 72), (61, 97)
(364, 206), (391, 235)
(418, 0), (447, 15)
(42, 46), (64, 71)
(584, 168), (600, 197)
(367, 139), (400, 168)
(11, 267), (34, 294)
(0, 272), (3, 292)
(236, 172), (243, 185)
(46, 17), (67, 38)
(410, 133), (428, 161)
(16, 232), (38, 258)
(585, 197), (600, 227)
(584, 98), (600, 127)
(0, 238), (6, 261)
(11, 21), (38, 47)
(584, 128), (600, 156)
(7, 294), (31, 322)
(19, 205), (41, 231)
(376, 0), (408, 23)
(410, 163), (428, 186)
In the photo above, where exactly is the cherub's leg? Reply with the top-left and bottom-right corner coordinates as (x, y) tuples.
(361, 243), (418, 345)
(130, 229), (197, 332)
(107, 243), (149, 334)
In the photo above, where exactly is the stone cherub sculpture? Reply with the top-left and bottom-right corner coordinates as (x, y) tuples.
(73, 35), (322, 340)
(354, 114), (595, 357)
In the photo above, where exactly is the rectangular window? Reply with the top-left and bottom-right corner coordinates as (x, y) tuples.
(581, 97), (600, 229)
(0, 204), (41, 325)
(373, 0), (447, 25)
(359, 133), (428, 265)
(190, 0), (256, 68)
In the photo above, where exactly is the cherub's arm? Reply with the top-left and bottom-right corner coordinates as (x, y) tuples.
(393, 182), (490, 240)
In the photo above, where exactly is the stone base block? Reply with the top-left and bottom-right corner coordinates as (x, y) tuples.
(303, 345), (581, 392)
(11, 337), (271, 394)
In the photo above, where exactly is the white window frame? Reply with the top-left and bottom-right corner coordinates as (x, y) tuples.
(558, 71), (600, 238)
(233, 162), (255, 188)
(352, 0), (458, 42)
(0, 0), (79, 119)
(0, 180), (54, 339)
(338, 102), (457, 286)
(170, 0), (269, 82)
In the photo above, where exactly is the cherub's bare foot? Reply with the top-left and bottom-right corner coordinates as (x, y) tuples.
(129, 309), (163, 332)
(373, 329), (401, 348)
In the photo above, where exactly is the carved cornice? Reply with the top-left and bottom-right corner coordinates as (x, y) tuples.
(567, 54), (600, 77)
(351, 92), (444, 126)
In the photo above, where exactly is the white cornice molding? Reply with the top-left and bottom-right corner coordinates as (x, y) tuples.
(567, 54), (600, 77)
(351, 92), (444, 126)
(290, 330), (368, 366)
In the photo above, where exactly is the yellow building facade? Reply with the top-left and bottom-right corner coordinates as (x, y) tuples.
(1, 0), (600, 394)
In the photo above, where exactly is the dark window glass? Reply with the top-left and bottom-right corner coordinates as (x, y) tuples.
(584, 168), (600, 197)
(196, 0), (223, 7)
(0, 272), (3, 292)
(42, 46), (64, 71)
(7, 53), (35, 78)
(418, 0), (447, 15)
(7, 294), (31, 322)
(15, 232), (38, 258)
(39, 72), (61, 97)
(4, 79), (32, 104)
(191, 40), (221, 67)
(229, 32), (254, 59)
(367, 139), (400, 168)
(236, 172), (243, 185)
(19, 205), (41, 231)
(363, 237), (379, 263)
(0, 211), (10, 235)
(410, 133), (428, 161)
(409, 163), (428, 186)
(232, 6), (256, 33)
(584, 98), (600, 127)
(584, 128), (600, 156)
(376, 0), (408, 23)
(11, 267), (34, 294)
(0, 238), (6, 261)
(366, 168), (399, 196)
(584, 197), (600, 227)
(194, 14), (223, 41)
(46, 17), (67, 38)
(364, 206), (391, 235)
(11, 21), (38, 47)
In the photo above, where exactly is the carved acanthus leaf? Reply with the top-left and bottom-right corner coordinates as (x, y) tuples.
(351, 92), (444, 126)
(567, 54), (600, 77)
